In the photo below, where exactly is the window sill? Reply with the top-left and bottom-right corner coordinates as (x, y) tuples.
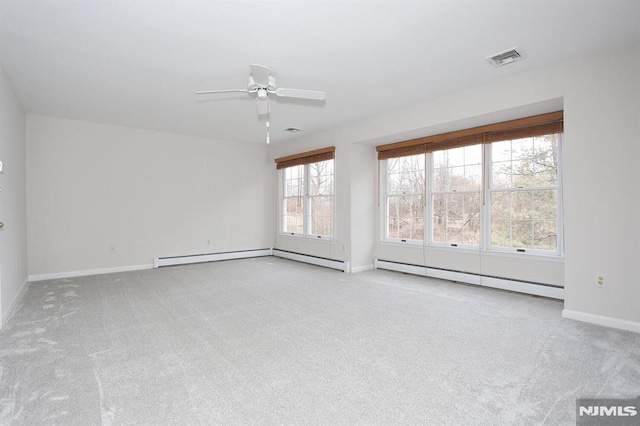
(279, 233), (336, 241)
(378, 240), (564, 262)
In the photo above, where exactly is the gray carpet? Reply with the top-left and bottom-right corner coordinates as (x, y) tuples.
(0, 257), (638, 425)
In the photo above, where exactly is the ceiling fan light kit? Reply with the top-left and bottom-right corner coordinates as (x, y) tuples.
(197, 64), (325, 144)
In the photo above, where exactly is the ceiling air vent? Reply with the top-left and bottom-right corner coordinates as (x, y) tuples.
(284, 127), (301, 133)
(485, 47), (523, 67)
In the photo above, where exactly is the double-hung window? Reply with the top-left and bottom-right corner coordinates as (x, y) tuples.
(432, 145), (482, 246)
(282, 164), (305, 234)
(489, 134), (560, 251)
(377, 111), (563, 256)
(276, 147), (335, 239)
(385, 154), (425, 241)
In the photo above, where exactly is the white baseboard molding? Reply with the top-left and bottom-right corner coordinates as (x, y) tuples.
(1, 277), (30, 329)
(29, 264), (153, 282)
(377, 260), (425, 276)
(428, 267), (482, 286)
(273, 249), (351, 273)
(154, 248), (273, 268)
(351, 265), (375, 273)
(482, 276), (564, 300)
(562, 309), (640, 334)
(375, 259), (564, 300)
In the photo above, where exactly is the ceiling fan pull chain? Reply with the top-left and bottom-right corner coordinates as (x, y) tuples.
(266, 121), (270, 144)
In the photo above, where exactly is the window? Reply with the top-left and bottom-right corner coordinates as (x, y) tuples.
(276, 147), (335, 239)
(489, 134), (560, 251)
(377, 111), (563, 256)
(432, 145), (482, 246)
(385, 154), (425, 241)
(307, 160), (334, 237)
(282, 164), (304, 234)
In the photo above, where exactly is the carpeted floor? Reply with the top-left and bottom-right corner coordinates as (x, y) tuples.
(0, 257), (638, 425)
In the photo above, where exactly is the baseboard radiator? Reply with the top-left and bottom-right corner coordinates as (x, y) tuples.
(374, 259), (564, 300)
(272, 249), (351, 273)
(154, 248), (273, 268)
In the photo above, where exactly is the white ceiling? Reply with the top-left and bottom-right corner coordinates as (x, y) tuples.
(0, 0), (638, 145)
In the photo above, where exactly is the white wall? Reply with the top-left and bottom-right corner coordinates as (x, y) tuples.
(27, 115), (274, 278)
(273, 42), (640, 326)
(0, 64), (28, 326)
(349, 143), (377, 271)
(561, 45), (640, 325)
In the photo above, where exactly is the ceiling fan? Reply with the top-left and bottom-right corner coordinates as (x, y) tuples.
(197, 64), (326, 143)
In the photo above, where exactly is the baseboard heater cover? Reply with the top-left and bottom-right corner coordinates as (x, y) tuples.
(374, 259), (564, 300)
(272, 249), (351, 273)
(154, 248), (273, 268)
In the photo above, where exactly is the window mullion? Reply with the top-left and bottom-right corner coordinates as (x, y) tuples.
(482, 144), (492, 251)
(304, 164), (310, 236)
(425, 152), (431, 246)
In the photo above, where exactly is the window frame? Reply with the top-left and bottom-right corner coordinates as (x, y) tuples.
(383, 154), (426, 244)
(483, 133), (564, 257)
(281, 164), (305, 236)
(429, 144), (483, 249)
(305, 159), (335, 238)
(279, 158), (336, 240)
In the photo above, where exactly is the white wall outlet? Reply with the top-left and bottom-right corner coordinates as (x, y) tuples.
(596, 274), (606, 288)
(110, 245), (116, 253)
(206, 239), (212, 246)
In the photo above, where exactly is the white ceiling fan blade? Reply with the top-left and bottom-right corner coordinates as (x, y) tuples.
(274, 88), (325, 101)
(256, 96), (269, 116)
(196, 89), (248, 95)
(250, 64), (270, 87)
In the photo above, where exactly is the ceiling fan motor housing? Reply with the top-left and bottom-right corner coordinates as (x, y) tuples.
(248, 75), (277, 92)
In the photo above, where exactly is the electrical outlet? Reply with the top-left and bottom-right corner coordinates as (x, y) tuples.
(596, 274), (606, 288)
(206, 239), (212, 246)
(110, 245), (116, 253)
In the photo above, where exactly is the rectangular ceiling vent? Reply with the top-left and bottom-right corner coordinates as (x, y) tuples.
(485, 47), (523, 67)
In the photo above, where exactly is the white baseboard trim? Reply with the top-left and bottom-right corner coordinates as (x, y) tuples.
(154, 248), (273, 268)
(482, 276), (564, 300)
(427, 266), (482, 286)
(273, 249), (351, 273)
(351, 265), (375, 273)
(28, 264), (153, 282)
(562, 309), (640, 334)
(1, 277), (30, 329)
(375, 259), (564, 300)
(376, 260), (425, 276)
